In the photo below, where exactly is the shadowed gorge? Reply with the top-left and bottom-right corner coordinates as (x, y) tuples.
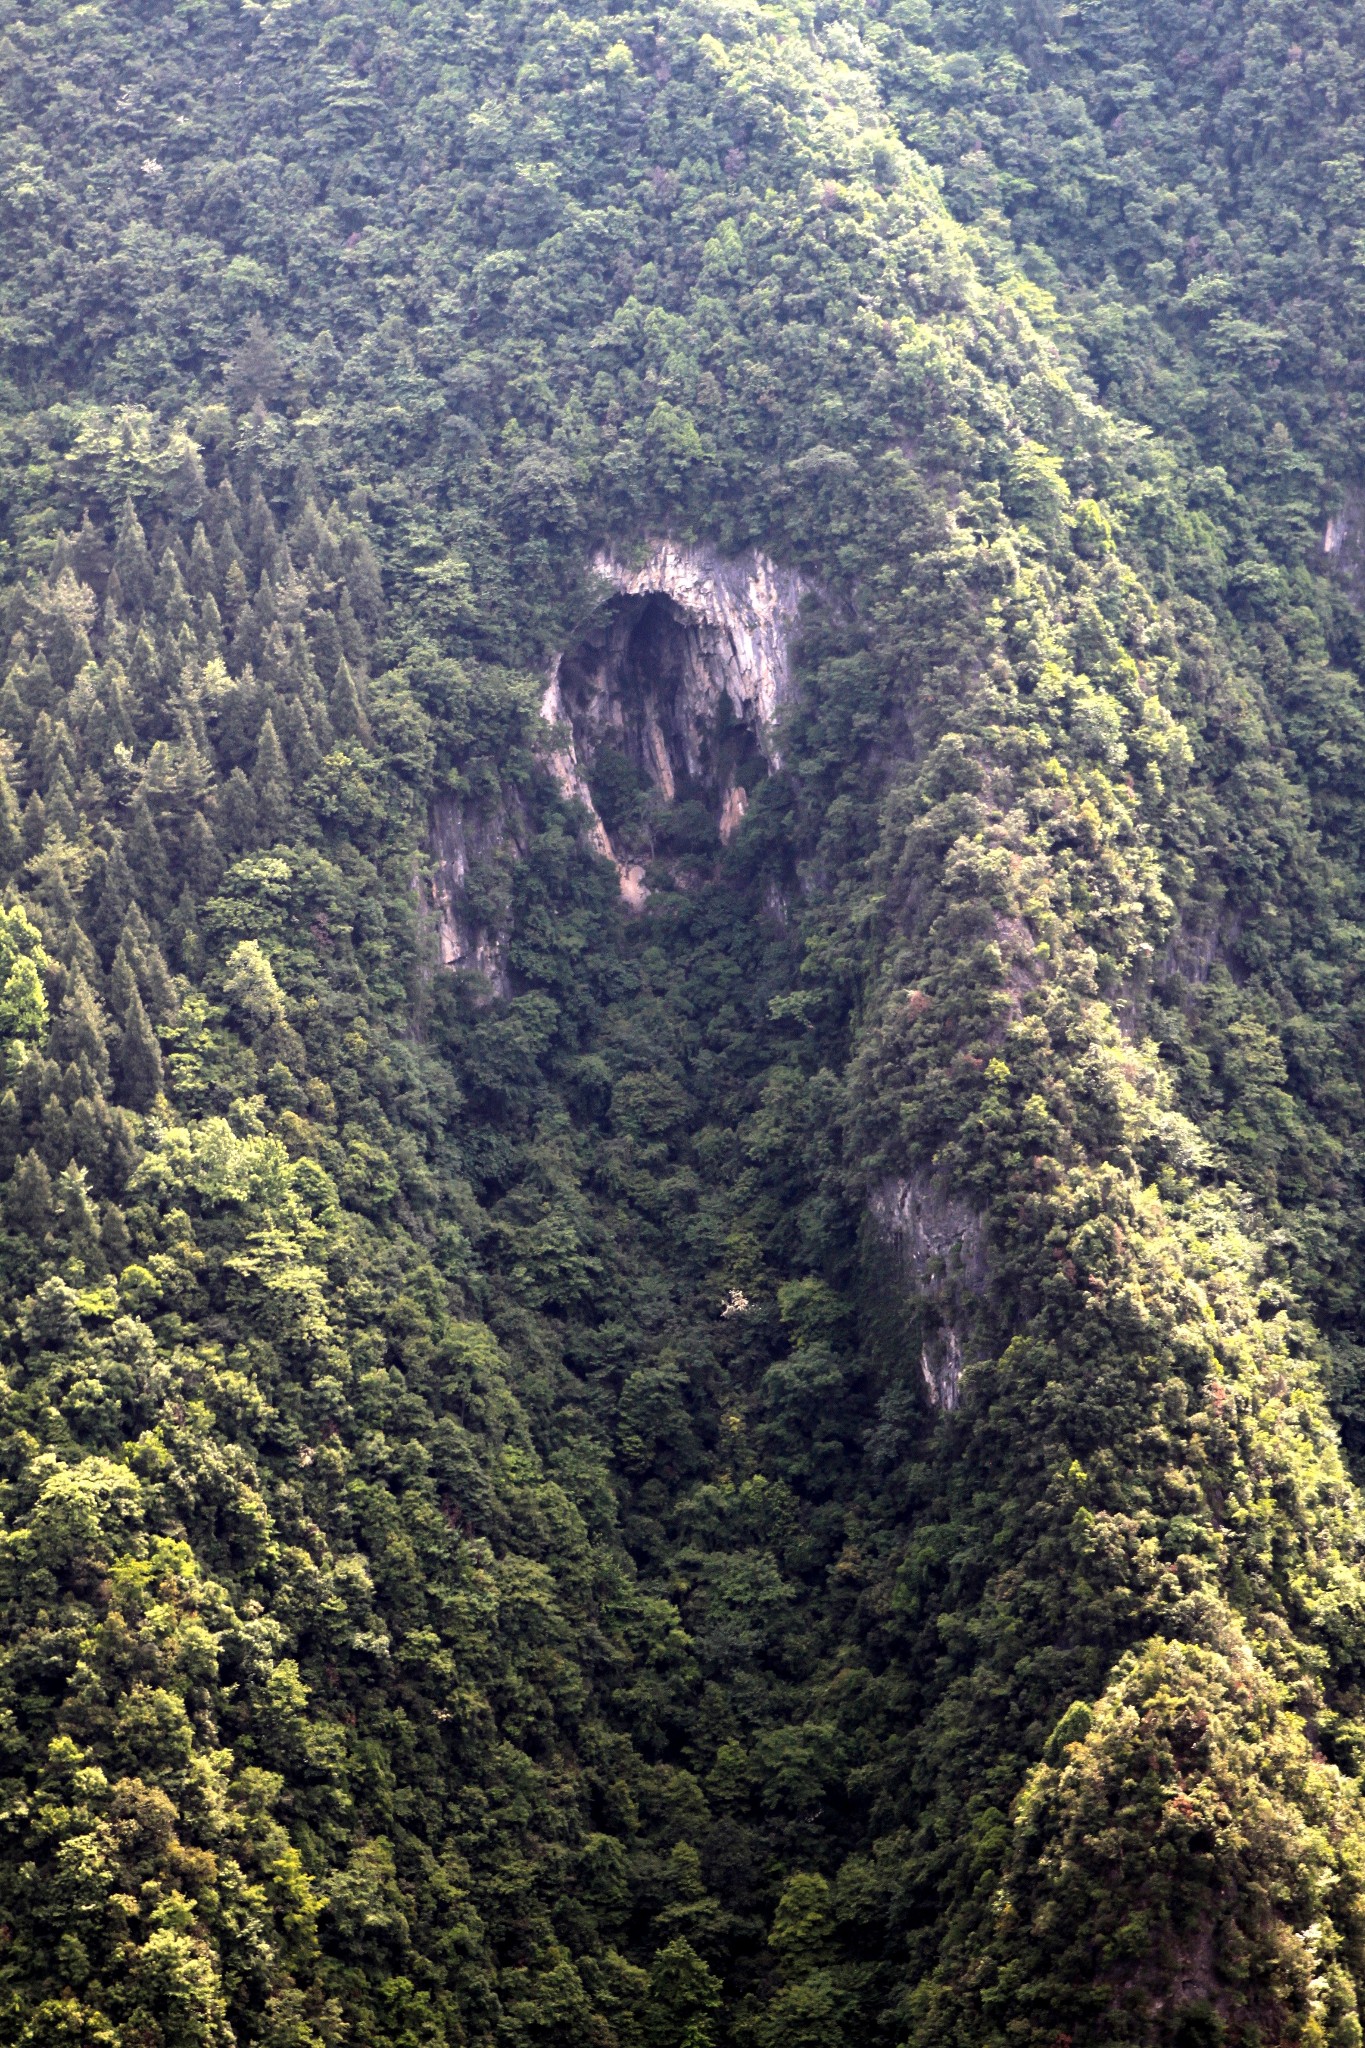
(3, 0), (1365, 2044)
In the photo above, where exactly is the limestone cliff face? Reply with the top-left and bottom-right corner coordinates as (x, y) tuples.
(428, 540), (808, 983)
(868, 1172), (989, 1411)
(424, 791), (523, 996)
(542, 540), (808, 900)
(1324, 489), (1365, 606)
(591, 540), (808, 765)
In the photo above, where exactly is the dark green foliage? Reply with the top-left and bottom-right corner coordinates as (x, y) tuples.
(1, 0), (1365, 2045)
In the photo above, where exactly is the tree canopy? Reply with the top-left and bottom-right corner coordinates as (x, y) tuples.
(2, 0), (1365, 2043)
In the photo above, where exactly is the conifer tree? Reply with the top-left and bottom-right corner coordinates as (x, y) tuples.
(127, 624), (161, 711)
(217, 767), (259, 855)
(44, 777), (78, 843)
(139, 935), (176, 1022)
(252, 712), (292, 840)
(99, 661), (136, 748)
(27, 712), (58, 791)
(0, 763), (22, 875)
(172, 715), (216, 810)
(59, 921), (99, 979)
(199, 592), (227, 661)
(56, 970), (111, 1090)
(187, 522), (218, 602)
(246, 482), (280, 577)
(215, 517), (245, 588)
(99, 1199), (130, 1267)
(19, 653), (56, 721)
(125, 799), (171, 916)
(45, 572), (96, 690)
(207, 476), (243, 546)
(311, 607), (343, 684)
(231, 598), (261, 677)
(338, 585), (366, 665)
(155, 548), (195, 636)
(255, 570), (279, 632)
(116, 984), (162, 1111)
(108, 937), (140, 1025)
(222, 559), (250, 630)
(259, 621), (290, 688)
(42, 860), (80, 926)
(99, 589), (127, 660)
(6, 1148), (52, 1233)
(54, 1160), (104, 1276)
(168, 883), (202, 976)
(166, 437), (207, 523)
(289, 459), (320, 515)
(0, 1088), (19, 1176)
(0, 673), (26, 743)
(20, 791), (44, 859)
(37, 1092), (68, 1172)
(112, 497), (154, 615)
(90, 840), (134, 963)
(292, 497), (329, 565)
(183, 811), (223, 895)
(286, 623), (319, 697)
(339, 525), (384, 628)
(276, 698), (322, 782)
(329, 657), (369, 742)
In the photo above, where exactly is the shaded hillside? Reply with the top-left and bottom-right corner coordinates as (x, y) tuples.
(1, 2), (1365, 2045)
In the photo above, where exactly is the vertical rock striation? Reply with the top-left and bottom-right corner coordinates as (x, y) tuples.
(542, 540), (809, 900)
(867, 1173), (990, 1411)
(424, 791), (524, 995)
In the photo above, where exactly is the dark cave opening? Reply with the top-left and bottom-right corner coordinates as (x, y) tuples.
(556, 593), (770, 860)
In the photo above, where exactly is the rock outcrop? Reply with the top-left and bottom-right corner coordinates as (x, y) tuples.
(868, 1172), (989, 1411)
(542, 540), (808, 901)
(1324, 488), (1365, 605)
(424, 791), (524, 996)
(429, 541), (809, 986)
(591, 540), (808, 764)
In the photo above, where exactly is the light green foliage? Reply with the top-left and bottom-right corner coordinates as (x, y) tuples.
(0, 906), (48, 1059)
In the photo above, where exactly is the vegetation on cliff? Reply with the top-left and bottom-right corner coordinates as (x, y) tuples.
(2, 1), (1365, 2043)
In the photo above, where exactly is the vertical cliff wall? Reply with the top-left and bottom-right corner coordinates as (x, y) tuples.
(541, 541), (809, 902)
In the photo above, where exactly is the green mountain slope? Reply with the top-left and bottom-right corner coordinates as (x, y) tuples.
(2, 2), (1365, 2045)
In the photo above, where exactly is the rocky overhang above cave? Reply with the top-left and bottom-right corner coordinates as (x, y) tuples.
(541, 539), (809, 904)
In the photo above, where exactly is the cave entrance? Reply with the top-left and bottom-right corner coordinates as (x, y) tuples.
(555, 592), (770, 863)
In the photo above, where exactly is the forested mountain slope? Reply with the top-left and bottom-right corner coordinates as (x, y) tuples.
(2, 2), (1365, 2045)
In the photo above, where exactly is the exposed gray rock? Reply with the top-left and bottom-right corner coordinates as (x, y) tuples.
(541, 540), (808, 902)
(919, 1325), (964, 1412)
(1160, 911), (1240, 989)
(593, 540), (808, 762)
(424, 791), (524, 995)
(868, 1171), (989, 1413)
(1323, 488), (1365, 605)
(868, 1172), (989, 1296)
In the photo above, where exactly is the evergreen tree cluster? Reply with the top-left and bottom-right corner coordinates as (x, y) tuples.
(4, 1), (1365, 2045)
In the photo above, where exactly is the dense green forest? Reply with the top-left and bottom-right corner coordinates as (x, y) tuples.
(4, 0), (1365, 2043)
